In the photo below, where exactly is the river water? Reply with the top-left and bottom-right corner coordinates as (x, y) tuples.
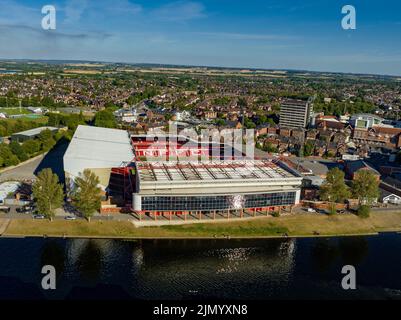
(0, 233), (400, 300)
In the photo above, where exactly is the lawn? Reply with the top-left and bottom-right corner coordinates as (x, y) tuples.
(4, 211), (401, 239)
(0, 108), (31, 115)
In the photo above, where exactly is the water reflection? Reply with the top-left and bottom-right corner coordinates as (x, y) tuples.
(310, 237), (369, 273)
(0, 234), (399, 299)
(129, 239), (297, 299)
(338, 237), (369, 265)
(40, 240), (65, 277)
(311, 239), (340, 273)
(76, 240), (102, 282)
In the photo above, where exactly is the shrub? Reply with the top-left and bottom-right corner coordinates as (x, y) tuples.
(356, 205), (370, 218)
(22, 140), (40, 155)
(327, 203), (337, 215)
(270, 211), (280, 218)
(9, 141), (28, 162)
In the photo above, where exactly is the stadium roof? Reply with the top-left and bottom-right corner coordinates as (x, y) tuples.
(135, 159), (302, 196)
(64, 125), (134, 177)
(137, 159), (297, 183)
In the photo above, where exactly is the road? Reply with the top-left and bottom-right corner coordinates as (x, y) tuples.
(0, 155), (43, 182)
(0, 142), (68, 183)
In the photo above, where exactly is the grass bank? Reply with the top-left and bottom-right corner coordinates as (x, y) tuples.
(3, 211), (401, 239)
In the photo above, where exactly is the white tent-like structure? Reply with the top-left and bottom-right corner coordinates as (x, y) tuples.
(63, 125), (134, 188)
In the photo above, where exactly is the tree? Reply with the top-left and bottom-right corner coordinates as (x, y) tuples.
(4, 154), (19, 167)
(0, 144), (20, 167)
(71, 169), (102, 221)
(9, 141), (28, 162)
(38, 129), (56, 151)
(327, 202), (337, 216)
(263, 141), (278, 153)
(41, 137), (56, 151)
(352, 170), (380, 205)
(32, 168), (64, 221)
(38, 129), (53, 142)
(303, 140), (315, 157)
(22, 139), (41, 155)
(94, 109), (117, 128)
(320, 168), (350, 208)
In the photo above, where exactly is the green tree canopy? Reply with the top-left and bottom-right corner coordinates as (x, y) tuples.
(356, 205), (370, 218)
(72, 169), (102, 221)
(22, 139), (41, 155)
(94, 109), (117, 128)
(38, 129), (56, 152)
(32, 168), (64, 220)
(0, 143), (20, 167)
(38, 129), (53, 142)
(9, 141), (28, 162)
(320, 168), (350, 203)
(303, 140), (315, 157)
(352, 170), (380, 205)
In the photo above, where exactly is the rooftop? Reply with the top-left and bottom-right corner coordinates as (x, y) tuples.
(64, 125), (134, 177)
(12, 126), (59, 137)
(137, 159), (297, 183)
(345, 160), (380, 175)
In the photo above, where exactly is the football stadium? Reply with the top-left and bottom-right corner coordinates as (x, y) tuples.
(64, 125), (302, 218)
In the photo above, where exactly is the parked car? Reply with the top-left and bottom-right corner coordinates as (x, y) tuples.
(0, 206), (10, 213)
(65, 215), (76, 220)
(16, 205), (34, 214)
(33, 214), (45, 219)
(307, 208), (316, 213)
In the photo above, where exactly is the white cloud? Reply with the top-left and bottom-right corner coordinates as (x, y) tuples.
(93, 0), (142, 15)
(195, 32), (298, 41)
(62, 0), (142, 24)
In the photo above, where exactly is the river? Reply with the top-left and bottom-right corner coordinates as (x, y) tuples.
(0, 233), (400, 299)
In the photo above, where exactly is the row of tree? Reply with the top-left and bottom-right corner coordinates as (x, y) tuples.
(319, 168), (380, 217)
(0, 129), (63, 168)
(0, 95), (67, 109)
(32, 168), (102, 221)
(0, 118), (46, 137)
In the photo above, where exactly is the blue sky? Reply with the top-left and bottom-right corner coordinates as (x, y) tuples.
(0, 0), (401, 75)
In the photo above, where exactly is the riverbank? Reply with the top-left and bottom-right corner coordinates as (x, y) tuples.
(2, 211), (401, 239)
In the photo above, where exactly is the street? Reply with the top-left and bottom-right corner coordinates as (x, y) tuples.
(0, 141), (68, 183)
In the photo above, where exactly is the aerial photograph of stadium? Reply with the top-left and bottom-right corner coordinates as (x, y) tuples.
(0, 0), (400, 313)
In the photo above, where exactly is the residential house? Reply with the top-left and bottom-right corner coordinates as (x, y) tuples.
(345, 160), (381, 180)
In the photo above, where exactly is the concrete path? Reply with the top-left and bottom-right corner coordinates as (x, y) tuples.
(129, 210), (293, 227)
(0, 219), (11, 235)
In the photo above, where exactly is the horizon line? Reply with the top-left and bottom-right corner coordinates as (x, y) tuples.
(1, 57), (400, 79)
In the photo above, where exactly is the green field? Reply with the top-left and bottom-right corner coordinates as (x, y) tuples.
(0, 108), (31, 115)
(3, 211), (401, 239)
(0, 115), (48, 123)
